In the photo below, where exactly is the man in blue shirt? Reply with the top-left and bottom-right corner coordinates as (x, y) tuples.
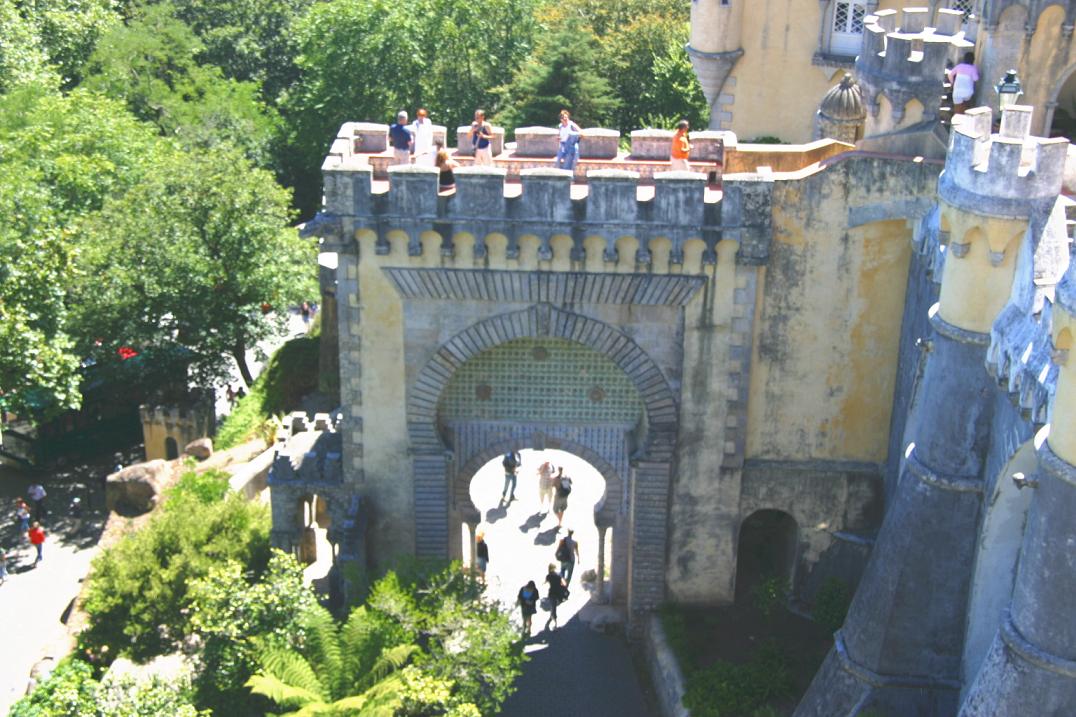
(389, 111), (413, 166)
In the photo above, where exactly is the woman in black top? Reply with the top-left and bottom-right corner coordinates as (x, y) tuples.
(517, 580), (539, 636)
(544, 563), (567, 630)
(435, 144), (457, 192)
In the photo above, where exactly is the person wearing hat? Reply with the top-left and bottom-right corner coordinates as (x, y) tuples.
(411, 108), (435, 166)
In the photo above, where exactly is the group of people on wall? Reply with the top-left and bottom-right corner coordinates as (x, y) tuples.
(385, 108), (698, 192)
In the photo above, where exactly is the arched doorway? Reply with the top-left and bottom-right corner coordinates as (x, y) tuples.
(406, 305), (679, 625)
(1048, 64), (1076, 139)
(461, 448), (611, 623)
(164, 437), (179, 460)
(735, 509), (800, 604)
(437, 336), (640, 607)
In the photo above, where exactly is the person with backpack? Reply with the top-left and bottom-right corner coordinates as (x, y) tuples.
(544, 563), (568, 630)
(517, 580), (539, 636)
(501, 450), (521, 502)
(555, 529), (580, 584)
(553, 467), (572, 528)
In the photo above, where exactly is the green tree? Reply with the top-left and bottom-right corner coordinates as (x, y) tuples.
(281, 0), (424, 213)
(187, 551), (320, 713)
(496, 18), (618, 132)
(83, 2), (280, 166)
(412, 0), (542, 127)
(20, 0), (120, 86)
(79, 471), (272, 661)
(0, 0), (57, 92)
(538, 0), (687, 37)
(69, 143), (314, 387)
(0, 85), (157, 416)
(163, 0), (313, 102)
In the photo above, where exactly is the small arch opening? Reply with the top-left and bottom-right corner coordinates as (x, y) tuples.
(735, 509), (799, 605)
(164, 437), (179, 460)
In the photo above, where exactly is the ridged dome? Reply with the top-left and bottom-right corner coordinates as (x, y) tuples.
(819, 74), (866, 122)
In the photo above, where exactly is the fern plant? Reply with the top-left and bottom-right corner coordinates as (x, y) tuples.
(246, 604), (419, 716)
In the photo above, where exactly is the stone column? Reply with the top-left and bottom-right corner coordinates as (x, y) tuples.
(796, 107), (1065, 717)
(958, 269), (1076, 714)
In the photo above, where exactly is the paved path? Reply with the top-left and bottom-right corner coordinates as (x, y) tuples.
(0, 309), (309, 713)
(468, 449), (655, 717)
(0, 466), (110, 714)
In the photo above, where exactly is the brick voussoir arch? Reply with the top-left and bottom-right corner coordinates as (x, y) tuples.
(405, 305), (680, 449)
(407, 304), (680, 561)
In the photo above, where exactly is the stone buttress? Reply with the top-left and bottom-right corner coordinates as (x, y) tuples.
(795, 106), (1068, 716)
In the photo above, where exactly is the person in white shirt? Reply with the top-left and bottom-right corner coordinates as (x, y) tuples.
(948, 52), (979, 116)
(411, 108), (435, 166)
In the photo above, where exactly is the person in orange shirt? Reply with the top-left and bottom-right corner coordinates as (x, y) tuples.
(670, 119), (692, 171)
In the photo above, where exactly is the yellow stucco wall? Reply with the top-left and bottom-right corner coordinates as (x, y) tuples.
(936, 200), (1025, 334)
(745, 162), (923, 463)
(706, 0), (904, 142)
(1050, 317), (1076, 465)
(352, 231), (413, 556)
(665, 238), (745, 602)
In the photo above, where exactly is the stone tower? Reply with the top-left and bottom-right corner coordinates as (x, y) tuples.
(816, 74), (866, 144)
(795, 105), (1069, 716)
(687, 0), (743, 130)
(856, 7), (971, 154)
(959, 265), (1076, 713)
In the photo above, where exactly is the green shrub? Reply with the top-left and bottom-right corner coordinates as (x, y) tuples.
(215, 335), (319, 449)
(813, 577), (852, 633)
(682, 640), (794, 717)
(79, 482), (270, 661)
(187, 550), (318, 714)
(10, 657), (206, 717)
(169, 469), (231, 504)
(753, 576), (788, 618)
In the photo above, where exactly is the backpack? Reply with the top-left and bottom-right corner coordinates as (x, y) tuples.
(502, 453), (517, 471)
(558, 477), (572, 496)
(556, 539), (570, 562)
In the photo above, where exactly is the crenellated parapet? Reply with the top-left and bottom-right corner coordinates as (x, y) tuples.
(856, 8), (972, 133)
(934, 105), (1070, 335)
(939, 106), (1070, 219)
(321, 158), (774, 270)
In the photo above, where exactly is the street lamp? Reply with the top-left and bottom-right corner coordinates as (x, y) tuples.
(996, 70), (1023, 111)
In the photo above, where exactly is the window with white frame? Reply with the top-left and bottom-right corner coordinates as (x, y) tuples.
(830, 0), (868, 57)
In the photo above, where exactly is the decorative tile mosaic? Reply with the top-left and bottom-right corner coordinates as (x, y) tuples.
(438, 338), (643, 424)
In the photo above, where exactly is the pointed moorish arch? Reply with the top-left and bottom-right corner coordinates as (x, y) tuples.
(405, 303), (679, 620)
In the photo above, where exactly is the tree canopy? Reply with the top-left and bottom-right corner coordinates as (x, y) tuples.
(0, 0), (706, 417)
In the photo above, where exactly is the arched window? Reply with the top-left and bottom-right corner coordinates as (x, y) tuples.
(830, 0), (868, 57)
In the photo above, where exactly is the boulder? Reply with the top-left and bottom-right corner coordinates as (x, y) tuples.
(184, 437), (213, 460)
(106, 460), (170, 515)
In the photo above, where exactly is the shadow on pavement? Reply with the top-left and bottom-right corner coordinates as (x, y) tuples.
(533, 526), (559, 547)
(517, 512), (544, 534)
(500, 609), (652, 717)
